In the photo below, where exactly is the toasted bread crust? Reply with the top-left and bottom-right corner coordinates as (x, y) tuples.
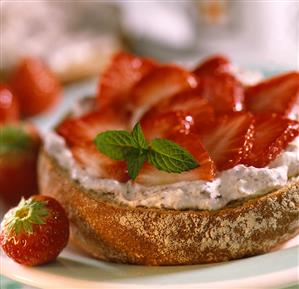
(38, 150), (299, 265)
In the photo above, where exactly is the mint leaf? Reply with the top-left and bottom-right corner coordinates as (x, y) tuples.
(131, 122), (148, 149)
(94, 122), (200, 180)
(127, 152), (147, 180)
(94, 130), (135, 160)
(0, 125), (31, 155)
(148, 139), (198, 173)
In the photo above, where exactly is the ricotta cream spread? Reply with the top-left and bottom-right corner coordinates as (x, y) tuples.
(44, 132), (299, 210)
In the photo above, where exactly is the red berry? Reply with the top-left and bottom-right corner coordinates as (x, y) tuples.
(141, 88), (215, 130)
(97, 52), (157, 109)
(0, 123), (41, 206)
(140, 110), (194, 140)
(9, 57), (61, 116)
(200, 72), (245, 115)
(0, 84), (19, 124)
(0, 195), (69, 266)
(57, 107), (130, 147)
(131, 65), (198, 109)
(242, 114), (299, 168)
(57, 109), (131, 182)
(193, 54), (231, 76)
(200, 112), (255, 171)
(136, 133), (216, 185)
(245, 72), (299, 118)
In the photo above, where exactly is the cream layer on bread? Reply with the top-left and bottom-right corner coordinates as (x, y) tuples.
(44, 131), (299, 210)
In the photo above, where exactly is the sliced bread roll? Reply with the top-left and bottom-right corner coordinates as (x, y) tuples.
(38, 150), (299, 266)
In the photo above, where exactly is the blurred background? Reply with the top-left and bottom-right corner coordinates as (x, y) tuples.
(0, 2), (299, 288)
(1, 0), (298, 84)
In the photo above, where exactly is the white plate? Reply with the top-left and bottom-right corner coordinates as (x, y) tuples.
(1, 80), (298, 289)
(1, 237), (298, 289)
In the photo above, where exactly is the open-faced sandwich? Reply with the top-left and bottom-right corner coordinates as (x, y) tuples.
(39, 53), (299, 265)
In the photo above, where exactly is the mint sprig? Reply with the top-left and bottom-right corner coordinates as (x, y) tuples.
(94, 123), (198, 180)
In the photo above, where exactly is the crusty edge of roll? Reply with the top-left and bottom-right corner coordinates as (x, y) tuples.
(38, 150), (299, 265)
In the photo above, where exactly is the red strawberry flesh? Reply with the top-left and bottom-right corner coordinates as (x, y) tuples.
(200, 112), (254, 171)
(131, 65), (198, 109)
(193, 54), (231, 76)
(135, 132), (216, 185)
(141, 110), (194, 140)
(242, 114), (299, 168)
(141, 89), (215, 130)
(97, 52), (156, 108)
(245, 72), (299, 118)
(200, 72), (245, 115)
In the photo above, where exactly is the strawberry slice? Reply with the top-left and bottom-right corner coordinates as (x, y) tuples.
(97, 52), (157, 108)
(57, 107), (130, 146)
(135, 132), (216, 185)
(131, 65), (198, 109)
(193, 54), (231, 76)
(141, 110), (194, 140)
(242, 114), (299, 168)
(245, 72), (299, 118)
(57, 108), (130, 182)
(141, 89), (215, 129)
(9, 57), (61, 117)
(200, 72), (244, 115)
(200, 112), (254, 171)
(0, 84), (19, 124)
(71, 144), (129, 182)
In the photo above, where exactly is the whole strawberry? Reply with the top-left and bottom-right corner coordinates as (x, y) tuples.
(0, 123), (41, 206)
(9, 57), (61, 117)
(0, 195), (69, 266)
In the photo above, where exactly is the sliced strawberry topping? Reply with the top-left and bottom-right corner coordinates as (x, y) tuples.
(57, 108), (130, 146)
(245, 72), (299, 118)
(199, 72), (244, 115)
(131, 65), (198, 109)
(200, 112), (254, 171)
(97, 52), (156, 108)
(57, 109), (130, 182)
(141, 89), (215, 129)
(72, 144), (129, 182)
(193, 54), (231, 76)
(141, 110), (194, 140)
(242, 114), (299, 168)
(135, 133), (216, 185)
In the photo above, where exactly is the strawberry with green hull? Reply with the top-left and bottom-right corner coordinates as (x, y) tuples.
(0, 124), (41, 206)
(0, 85), (19, 124)
(9, 57), (61, 117)
(0, 195), (69, 266)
